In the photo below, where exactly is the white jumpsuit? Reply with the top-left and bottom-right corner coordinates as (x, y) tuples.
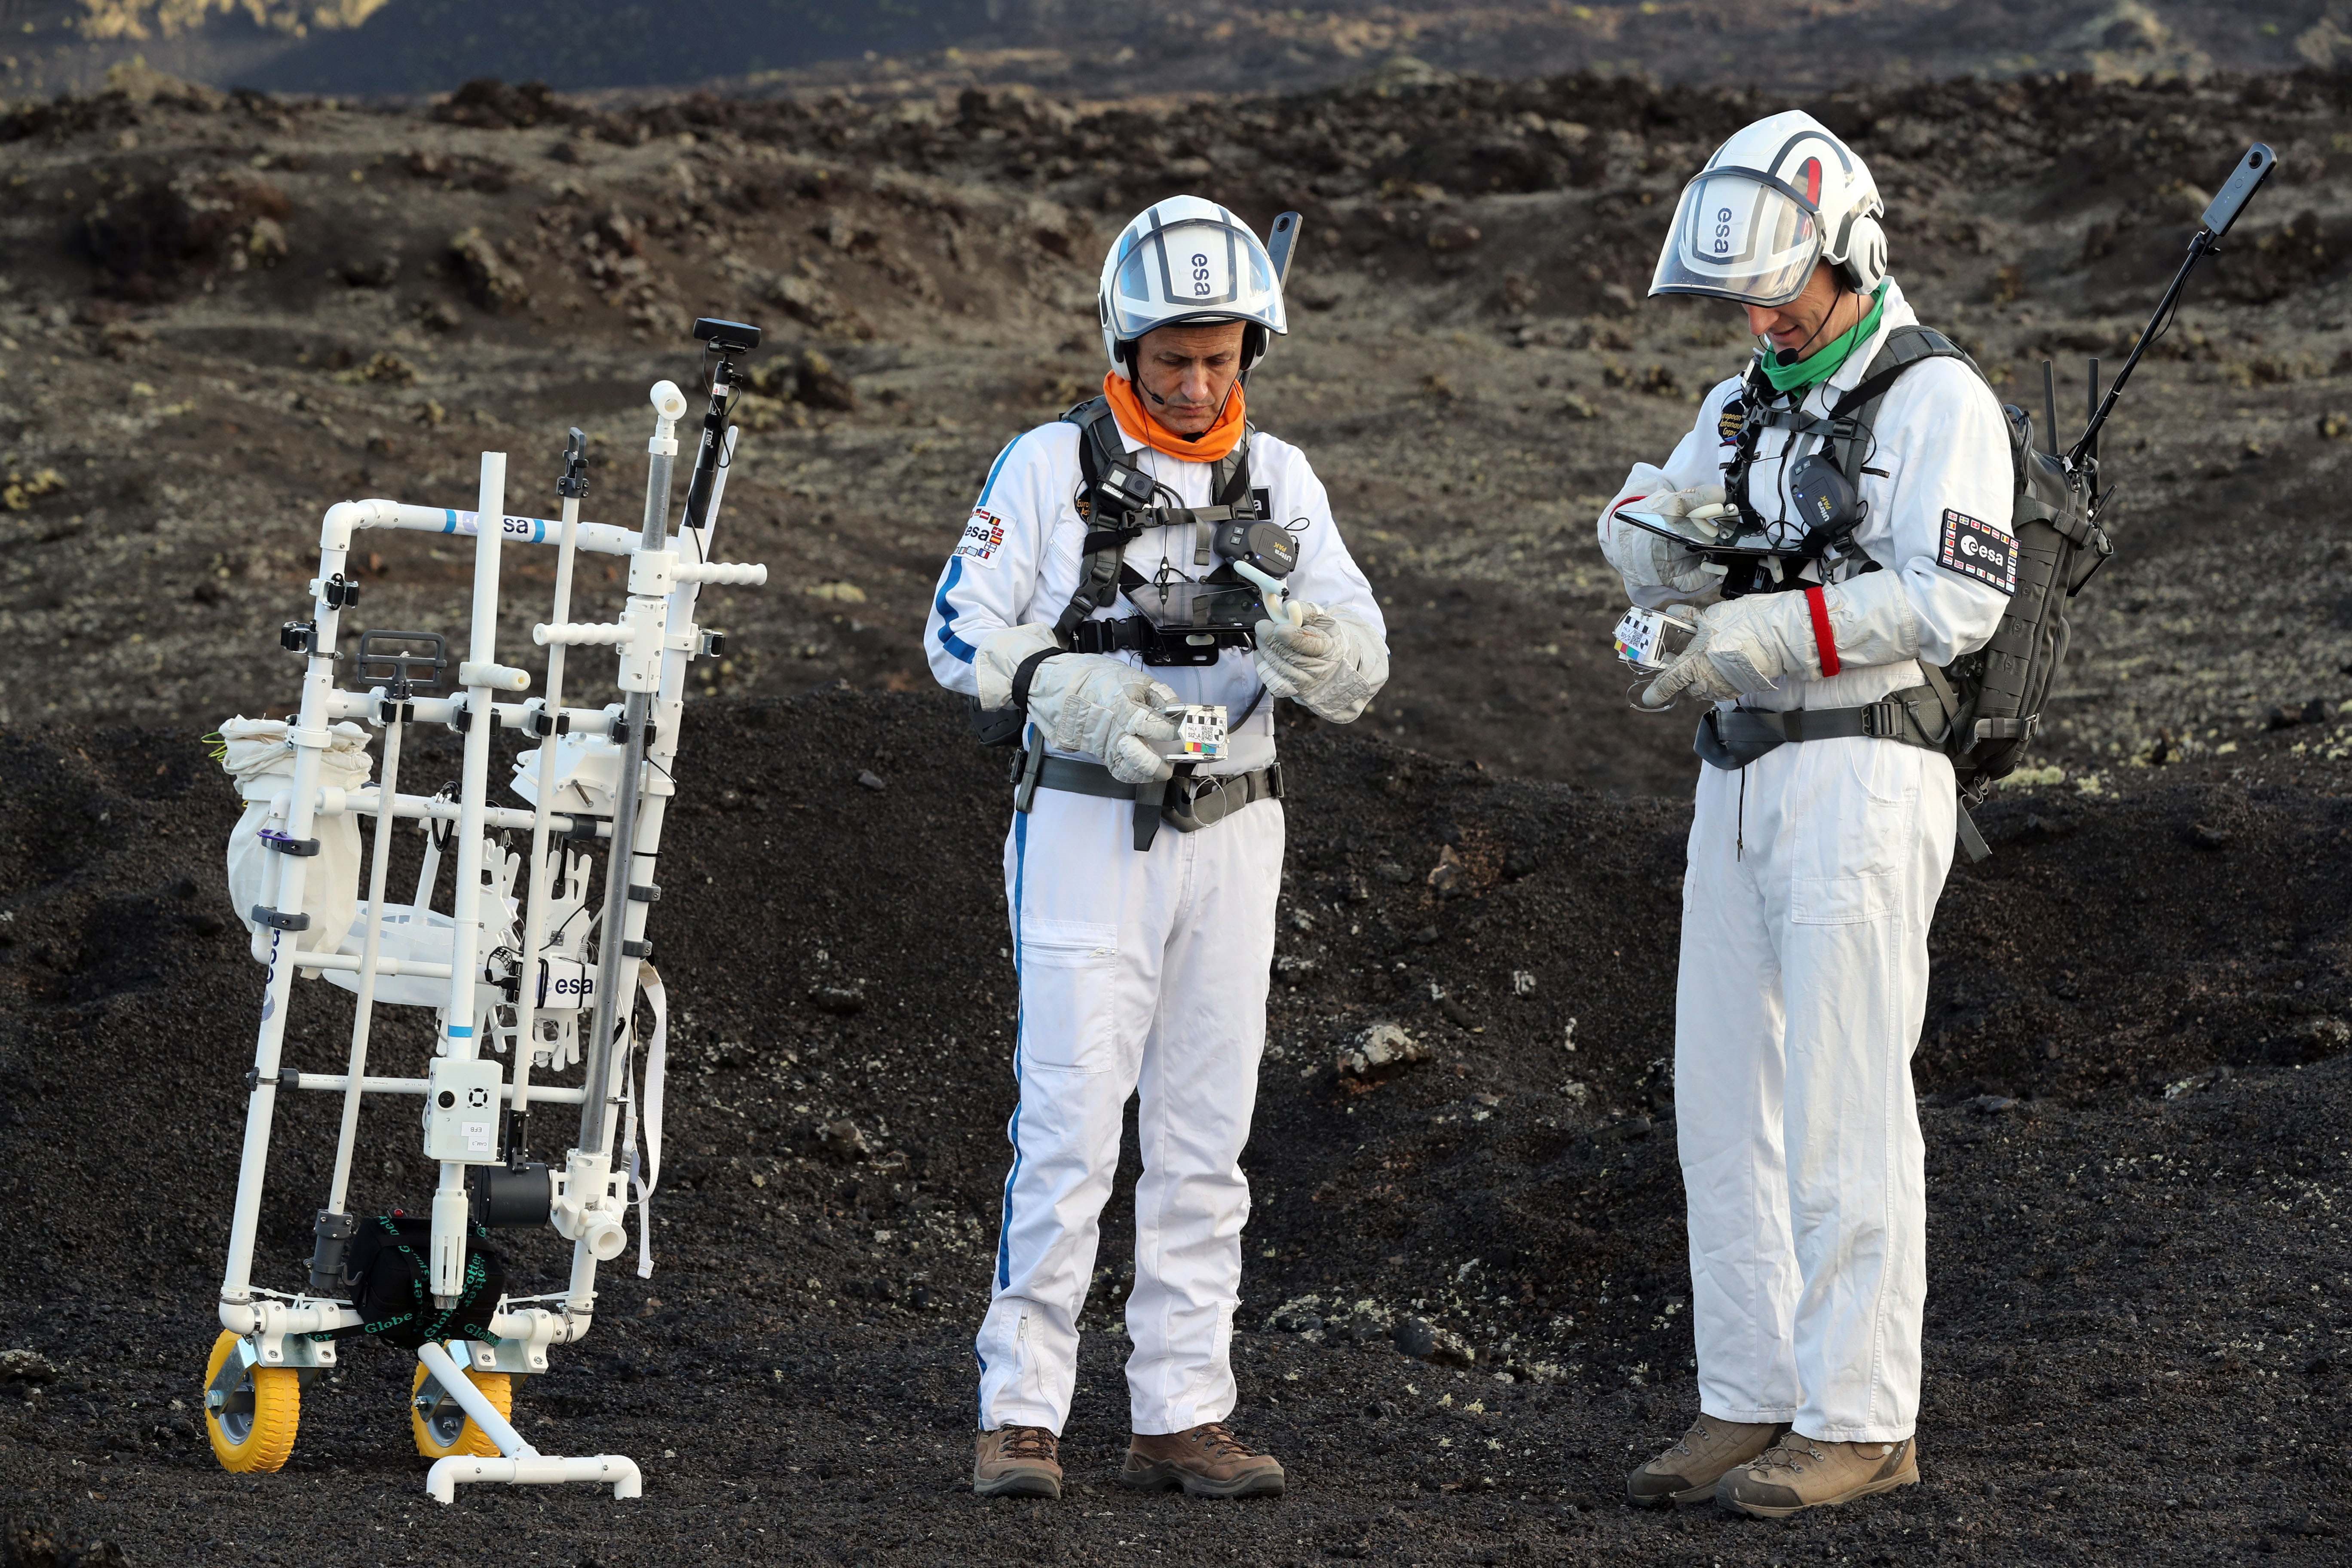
(1601, 282), (2013, 1441)
(925, 410), (1386, 1437)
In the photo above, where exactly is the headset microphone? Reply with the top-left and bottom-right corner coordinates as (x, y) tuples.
(1775, 350), (1799, 367)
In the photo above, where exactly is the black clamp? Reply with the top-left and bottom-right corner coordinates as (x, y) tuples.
(526, 704), (571, 738)
(556, 427), (591, 500)
(260, 831), (321, 858)
(279, 621), (317, 655)
(627, 884), (661, 903)
(321, 573), (361, 610)
(609, 714), (656, 748)
(245, 1067), (286, 1092)
(379, 698), (416, 726)
(698, 629), (727, 660)
(448, 697), (474, 735)
(251, 905), (311, 932)
(620, 938), (653, 959)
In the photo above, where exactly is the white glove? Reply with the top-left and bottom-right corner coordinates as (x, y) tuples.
(1022, 652), (1181, 784)
(972, 622), (1065, 712)
(1601, 482), (1720, 599)
(1253, 603), (1387, 724)
(1640, 590), (1822, 709)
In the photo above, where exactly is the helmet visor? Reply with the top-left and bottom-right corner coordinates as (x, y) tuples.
(1649, 170), (1822, 308)
(1107, 211), (1282, 344)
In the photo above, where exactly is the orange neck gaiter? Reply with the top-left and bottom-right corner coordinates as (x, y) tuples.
(1102, 371), (1247, 464)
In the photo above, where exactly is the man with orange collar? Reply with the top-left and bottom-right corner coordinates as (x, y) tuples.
(924, 196), (1386, 1501)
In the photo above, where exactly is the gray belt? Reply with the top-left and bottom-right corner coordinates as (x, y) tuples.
(1694, 683), (1950, 771)
(1013, 750), (1284, 851)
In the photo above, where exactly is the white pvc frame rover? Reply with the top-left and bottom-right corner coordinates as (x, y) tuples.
(214, 380), (764, 1501)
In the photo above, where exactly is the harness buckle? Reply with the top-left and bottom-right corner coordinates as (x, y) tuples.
(1859, 699), (1902, 740)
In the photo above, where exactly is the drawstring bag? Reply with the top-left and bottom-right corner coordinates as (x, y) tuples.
(215, 717), (374, 956)
(340, 1213), (506, 1348)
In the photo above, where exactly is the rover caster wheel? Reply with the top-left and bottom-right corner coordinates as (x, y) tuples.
(410, 1354), (513, 1459)
(203, 1329), (299, 1473)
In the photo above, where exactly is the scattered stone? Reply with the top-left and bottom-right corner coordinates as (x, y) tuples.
(1426, 845), (1461, 893)
(1969, 1093), (2019, 1115)
(0, 1348), (59, 1383)
(1338, 1021), (1429, 1078)
(807, 984), (866, 1015)
(1372, 861), (1412, 884)
(447, 227), (530, 312)
(340, 255), (401, 289)
(2300, 1017), (2350, 1049)
(2189, 821), (2232, 850)
(2263, 698), (2327, 729)
(2319, 411), (2350, 440)
(816, 1119), (870, 1160)
(855, 769), (887, 792)
(1391, 1316), (1437, 1357)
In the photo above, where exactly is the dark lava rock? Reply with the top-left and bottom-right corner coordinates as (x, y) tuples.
(1391, 1316), (1438, 1358)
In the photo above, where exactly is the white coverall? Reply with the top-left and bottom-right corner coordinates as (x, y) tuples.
(925, 410), (1386, 1436)
(1600, 281), (2012, 1441)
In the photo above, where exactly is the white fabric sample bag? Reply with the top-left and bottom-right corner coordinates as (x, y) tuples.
(217, 716), (375, 956)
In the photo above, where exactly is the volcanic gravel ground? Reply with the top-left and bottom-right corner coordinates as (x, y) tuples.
(1, 691), (2349, 1564)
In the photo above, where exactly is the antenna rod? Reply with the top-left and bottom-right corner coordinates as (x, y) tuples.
(2087, 357), (2100, 468)
(2042, 361), (2058, 459)
(2069, 230), (2211, 469)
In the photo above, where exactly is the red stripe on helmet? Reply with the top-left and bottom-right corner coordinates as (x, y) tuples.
(1800, 157), (1822, 206)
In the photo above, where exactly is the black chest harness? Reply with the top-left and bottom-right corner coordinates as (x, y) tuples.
(1713, 328), (1967, 597)
(1052, 396), (1292, 666)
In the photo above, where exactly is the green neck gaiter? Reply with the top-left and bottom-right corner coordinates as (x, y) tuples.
(1757, 282), (1889, 394)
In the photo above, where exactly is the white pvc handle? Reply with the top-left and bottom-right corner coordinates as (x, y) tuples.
(670, 560), (767, 586)
(533, 622), (631, 648)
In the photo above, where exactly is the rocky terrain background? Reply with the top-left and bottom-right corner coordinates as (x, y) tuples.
(0, 19), (2349, 1568)
(16, 1), (2352, 100)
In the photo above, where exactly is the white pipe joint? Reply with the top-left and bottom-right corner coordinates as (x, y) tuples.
(647, 380), (686, 457)
(551, 1150), (628, 1262)
(458, 661), (532, 693)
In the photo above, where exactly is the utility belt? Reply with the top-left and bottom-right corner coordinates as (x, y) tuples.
(1694, 683), (1949, 771)
(1011, 747), (1283, 851)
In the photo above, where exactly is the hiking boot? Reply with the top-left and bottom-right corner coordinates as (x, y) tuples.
(1715, 1432), (1919, 1518)
(973, 1424), (1063, 1500)
(1625, 1414), (1789, 1507)
(1118, 1422), (1286, 1499)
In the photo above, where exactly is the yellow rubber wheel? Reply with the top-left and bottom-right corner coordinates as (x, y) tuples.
(203, 1329), (299, 1474)
(410, 1356), (513, 1460)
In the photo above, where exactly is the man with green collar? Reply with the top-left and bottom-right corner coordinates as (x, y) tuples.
(1597, 111), (2015, 1517)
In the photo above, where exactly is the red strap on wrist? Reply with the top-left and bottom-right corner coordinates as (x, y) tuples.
(1802, 584), (1841, 678)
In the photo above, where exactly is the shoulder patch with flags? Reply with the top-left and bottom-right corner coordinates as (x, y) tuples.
(954, 508), (1008, 567)
(1937, 508), (2015, 594)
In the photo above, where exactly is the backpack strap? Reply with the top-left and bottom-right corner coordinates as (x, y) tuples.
(1055, 397), (1145, 644)
(1825, 325), (1992, 480)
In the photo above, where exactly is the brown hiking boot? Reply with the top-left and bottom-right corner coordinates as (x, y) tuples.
(1118, 1421), (1286, 1499)
(1716, 1432), (1919, 1518)
(1625, 1414), (1789, 1507)
(973, 1424), (1063, 1500)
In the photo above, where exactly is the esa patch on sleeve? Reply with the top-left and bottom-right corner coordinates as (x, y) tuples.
(953, 508), (1008, 567)
(1936, 508), (2016, 594)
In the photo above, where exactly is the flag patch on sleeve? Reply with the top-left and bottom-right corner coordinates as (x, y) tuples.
(954, 508), (1008, 567)
(1936, 508), (2016, 594)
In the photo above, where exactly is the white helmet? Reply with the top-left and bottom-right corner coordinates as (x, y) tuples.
(1098, 196), (1288, 377)
(1650, 111), (1888, 308)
